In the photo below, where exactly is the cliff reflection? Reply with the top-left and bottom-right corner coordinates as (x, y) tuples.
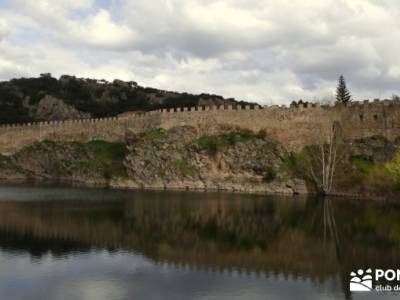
(0, 189), (399, 284)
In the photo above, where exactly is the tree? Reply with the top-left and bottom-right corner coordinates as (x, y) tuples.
(305, 122), (345, 195)
(336, 75), (351, 104)
(290, 99), (309, 108)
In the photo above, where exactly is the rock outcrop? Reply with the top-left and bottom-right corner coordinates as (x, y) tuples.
(35, 95), (91, 121)
(0, 126), (308, 195)
(121, 126), (307, 194)
(350, 135), (398, 162)
(0, 140), (127, 187)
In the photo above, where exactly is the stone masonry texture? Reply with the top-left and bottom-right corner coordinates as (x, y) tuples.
(0, 99), (398, 155)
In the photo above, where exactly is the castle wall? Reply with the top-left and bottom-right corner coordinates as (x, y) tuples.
(0, 100), (399, 155)
(159, 105), (335, 149)
(0, 113), (162, 155)
(158, 100), (400, 148)
(337, 100), (400, 142)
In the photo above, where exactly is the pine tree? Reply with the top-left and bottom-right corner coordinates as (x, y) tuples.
(336, 75), (351, 103)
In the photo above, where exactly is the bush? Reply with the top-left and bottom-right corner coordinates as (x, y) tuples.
(257, 129), (267, 139)
(195, 130), (259, 156)
(87, 140), (128, 161)
(352, 158), (374, 173)
(85, 140), (128, 177)
(196, 136), (219, 156)
(143, 129), (168, 140)
(345, 157), (397, 193)
(174, 160), (197, 176)
(262, 166), (276, 182)
(385, 152), (400, 186)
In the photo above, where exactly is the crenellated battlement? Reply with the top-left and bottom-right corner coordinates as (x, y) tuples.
(0, 116), (122, 130)
(0, 99), (399, 154)
(1, 99), (397, 130)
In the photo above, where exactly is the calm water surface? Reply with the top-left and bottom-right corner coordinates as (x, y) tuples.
(0, 184), (399, 300)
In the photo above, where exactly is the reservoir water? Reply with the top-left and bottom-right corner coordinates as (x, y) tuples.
(0, 184), (399, 300)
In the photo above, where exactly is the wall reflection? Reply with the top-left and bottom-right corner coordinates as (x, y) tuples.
(0, 188), (399, 292)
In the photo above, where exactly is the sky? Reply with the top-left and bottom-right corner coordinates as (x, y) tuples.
(0, 0), (399, 105)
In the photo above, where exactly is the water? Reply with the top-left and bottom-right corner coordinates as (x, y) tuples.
(0, 184), (399, 300)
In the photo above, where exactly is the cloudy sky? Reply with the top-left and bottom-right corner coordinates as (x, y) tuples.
(0, 0), (399, 104)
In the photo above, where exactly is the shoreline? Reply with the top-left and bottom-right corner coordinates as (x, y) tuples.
(0, 177), (395, 202)
(0, 177), (307, 196)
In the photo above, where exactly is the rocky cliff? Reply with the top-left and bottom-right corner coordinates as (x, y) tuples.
(1, 125), (400, 198)
(0, 140), (127, 186)
(0, 126), (307, 195)
(120, 126), (307, 194)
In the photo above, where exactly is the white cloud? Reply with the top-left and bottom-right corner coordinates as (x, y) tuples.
(0, 18), (9, 40)
(1, 0), (400, 103)
(10, 0), (137, 49)
(12, 0), (95, 16)
(67, 9), (137, 48)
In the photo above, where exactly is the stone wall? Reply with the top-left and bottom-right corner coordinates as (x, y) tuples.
(0, 110), (164, 154)
(157, 99), (400, 149)
(0, 99), (399, 154)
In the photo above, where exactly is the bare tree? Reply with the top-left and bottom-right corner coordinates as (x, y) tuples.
(305, 122), (344, 195)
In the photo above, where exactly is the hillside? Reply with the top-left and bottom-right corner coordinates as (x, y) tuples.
(0, 74), (254, 124)
(1, 126), (399, 199)
(0, 126), (307, 195)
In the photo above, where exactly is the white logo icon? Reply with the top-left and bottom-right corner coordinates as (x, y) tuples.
(350, 269), (373, 292)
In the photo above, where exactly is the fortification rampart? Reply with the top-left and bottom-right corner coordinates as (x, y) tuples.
(0, 99), (399, 154)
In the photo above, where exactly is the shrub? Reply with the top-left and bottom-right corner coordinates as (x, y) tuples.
(262, 166), (276, 182)
(385, 152), (400, 186)
(196, 135), (219, 156)
(87, 140), (128, 161)
(85, 140), (128, 177)
(196, 129), (260, 156)
(352, 158), (374, 174)
(257, 129), (267, 139)
(348, 157), (397, 193)
(143, 129), (168, 140)
(174, 160), (197, 176)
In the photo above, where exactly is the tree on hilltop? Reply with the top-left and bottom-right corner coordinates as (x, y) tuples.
(336, 75), (351, 104)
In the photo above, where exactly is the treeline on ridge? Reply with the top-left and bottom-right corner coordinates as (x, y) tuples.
(0, 74), (253, 124)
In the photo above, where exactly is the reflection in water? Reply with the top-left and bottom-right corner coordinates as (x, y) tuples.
(0, 184), (399, 300)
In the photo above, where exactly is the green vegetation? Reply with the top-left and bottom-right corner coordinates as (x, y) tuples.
(82, 140), (128, 178)
(196, 129), (262, 156)
(86, 140), (128, 161)
(279, 152), (303, 179)
(0, 154), (11, 164)
(196, 136), (218, 156)
(0, 74), (254, 125)
(352, 157), (375, 173)
(16, 139), (129, 180)
(21, 139), (128, 163)
(143, 129), (168, 140)
(386, 152), (400, 184)
(174, 160), (197, 176)
(350, 157), (395, 191)
(262, 166), (276, 183)
(336, 74), (352, 103)
(17, 140), (55, 155)
(0, 153), (19, 173)
(283, 146), (400, 196)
